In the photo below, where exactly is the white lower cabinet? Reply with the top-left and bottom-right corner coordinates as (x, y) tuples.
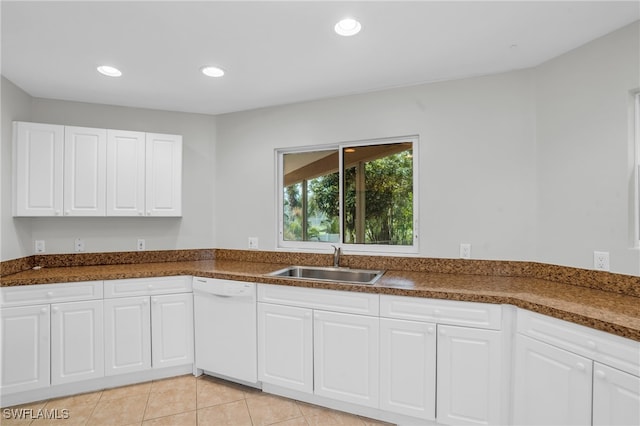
(257, 284), (380, 411)
(51, 300), (104, 385)
(104, 277), (193, 376)
(1, 278), (193, 406)
(513, 334), (592, 425)
(437, 325), (503, 426)
(258, 301), (380, 407)
(513, 334), (640, 426)
(3, 277), (638, 426)
(313, 310), (379, 408)
(593, 362), (640, 426)
(151, 293), (194, 369)
(257, 302), (313, 393)
(104, 296), (151, 376)
(513, 309), (640, 426)
(379, 318), (436, 420)
(1, 281), (104, 397)
(380, 295), (505, 425)
(0, 304), (50, 393)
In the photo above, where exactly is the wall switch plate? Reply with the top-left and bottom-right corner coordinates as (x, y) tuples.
(460, 243), (471, 259)
(35, 240), (45, 253)
(593, 251), (610, 271)
(248, 237), (259, 249)
(74, 238), (85, 252)
(137, 239), (145, 251)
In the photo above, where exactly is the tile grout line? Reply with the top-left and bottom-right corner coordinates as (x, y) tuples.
(140, 385), (152, 425)
(243, 398), (254, 426)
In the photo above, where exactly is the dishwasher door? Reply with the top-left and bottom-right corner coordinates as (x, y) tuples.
(193, 277), (257, 384)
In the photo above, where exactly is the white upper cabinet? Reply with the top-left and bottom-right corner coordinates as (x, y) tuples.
(13, 122), (64, 216)
(13, 122), (182, 217)
(106, 129), (146, 216)
(145, 133), (182, 217)
(63, 126), (107, 216)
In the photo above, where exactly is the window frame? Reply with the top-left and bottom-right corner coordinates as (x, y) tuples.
(276, 135), (419, 254)
(635, 92), (640, 247)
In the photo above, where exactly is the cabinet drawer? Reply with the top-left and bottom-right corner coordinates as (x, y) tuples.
(1, 281), (103, 307)
(517, 309), (640, 376)
(258, 284), (379, 316)
(104, 276), (191, 298)
(380, 295), (502, 330)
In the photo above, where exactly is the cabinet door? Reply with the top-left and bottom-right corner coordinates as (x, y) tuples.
(593, 363), (640, 426)
(13, 122), (64, 216)
(50, 300), (104, 385)
(513, 334), (592, 426)
(104, 297), (151, 376)
(106, 129), (146, 216)
(437, 325), (503, 425)
(64, 126), (107, 216)
(257, 303), (313, 393)
(0, 305), (50, 393)
(314, 310), (379, 408)
(145, 133), (182, 217)
(151, 293), (194, 369)
(380, 318), (436, 420)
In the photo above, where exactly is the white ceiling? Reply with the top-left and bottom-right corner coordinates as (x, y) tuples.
(2, 1), (638, 115)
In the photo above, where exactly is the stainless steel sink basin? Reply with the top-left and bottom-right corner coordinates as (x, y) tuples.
(268, 265), (384, 285)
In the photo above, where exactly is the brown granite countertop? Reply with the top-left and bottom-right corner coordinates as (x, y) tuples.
(1, 258), (639, 342)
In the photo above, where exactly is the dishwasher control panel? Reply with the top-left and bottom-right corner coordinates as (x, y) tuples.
(193, 277), (255, 297)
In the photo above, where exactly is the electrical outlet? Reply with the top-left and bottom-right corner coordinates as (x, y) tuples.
(74, 238), (85, 252)
(248, 237), (259, 249)
(35, 240), (45, 253)
(593, 251), (610, 271)
(137, 239), (145, 251)
(460, 243), (471, 259)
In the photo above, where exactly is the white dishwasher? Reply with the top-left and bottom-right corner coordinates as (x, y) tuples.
(193, 277), (258, 385)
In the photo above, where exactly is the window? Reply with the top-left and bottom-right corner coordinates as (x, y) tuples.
(277, 136), (418, 253)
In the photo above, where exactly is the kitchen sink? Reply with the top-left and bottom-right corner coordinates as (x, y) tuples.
(268, 265), (384, 285)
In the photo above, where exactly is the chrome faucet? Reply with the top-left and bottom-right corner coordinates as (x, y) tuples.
(331, 245), (342, 267)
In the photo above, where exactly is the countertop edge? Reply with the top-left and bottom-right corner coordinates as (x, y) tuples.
(1, 263), (638, 342)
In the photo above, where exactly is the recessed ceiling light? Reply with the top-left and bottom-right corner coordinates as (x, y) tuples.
(334, 18), (361, 36)
(97, 65), (122, 77)
(201, 66), (225, 78)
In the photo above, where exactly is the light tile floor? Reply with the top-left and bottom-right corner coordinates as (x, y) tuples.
(2, 375), (395, 425)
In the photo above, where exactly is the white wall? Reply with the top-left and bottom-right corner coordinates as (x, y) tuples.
(536, 22), (640, 275)
(0, 85), (217, 258)
(1, 77), (33, 261)
(215, 69), (538, 261)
